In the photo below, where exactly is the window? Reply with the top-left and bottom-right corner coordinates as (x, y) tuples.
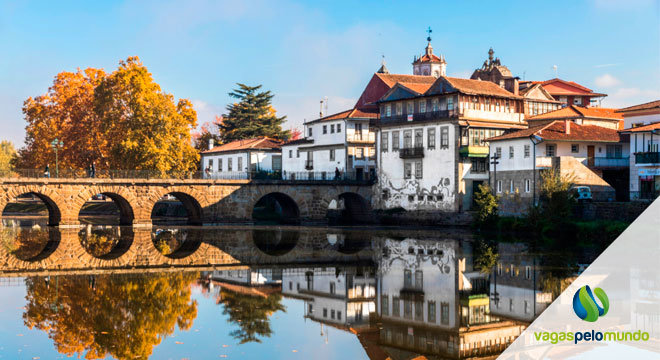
(497, 180), (502, 193)
(228, 158), (233, 171)
(526, 266), (532, 279)
(404, 300), (413, 319)
(509, 146), (514, 159)
(208, 159), (214, 171)
(396, 102), (403, 115)
(404, 269), (412, 287)
(330, 124), (335, 133)
(495, 147), (502, 159)
(288, 150), (292, 158)
(510, 180), (514, 193)
(356, 148), (364, 159)
(337, 123), (341, 132)
(238, 157), (243, 171)
(571, 144), (579, 153)
(415, 270), (423, 289)
(509, 299), (514, 311)
(323, 308), (328, 318)
(606, 144), (622, 158)
(296, 149), (300, 158)
(419, 100), (426, 113)
(407, 101), (414, 114)
(497, 263), (502, 276)
(385, 104), (391, 117)
(415, 161), (423, 179)
(392, 131), (400, 151)
(471, 158), (487, 173)
(404, 162), (412, 179)
(447, 96), (454, 110)
(525, 179), (531, 193)
(440, 127), (449, 148)
(393, 297), (400, 317)
(415, 301), (423, 321)
(403, 130), (412, 148)
(308, 303), (313, 314)
(330, 282), (335, 294)
(524, 300), (530, 314)
(546, 144), (556, 157)
(308, 127), (312, 137)
(330, 149), (335, 161)
(218, 159), (223, 171)
(573, 97), (582, 105)
(414, 129), (423, 148)
(441, 303), (449, 325)
(323, 125), (327, 134)
(427, 128), (436, 149)
(381, 132), (389, 152)
(381, 296), (389, 316)
(524, 145), (530, 158)
(337, 311), (341, 320)
(331, 309), (335, 319)
(428, 301), (436, 323)
(432, 98), (439, 112)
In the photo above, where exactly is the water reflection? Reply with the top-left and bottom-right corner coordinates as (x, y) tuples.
(23, 272), (198, 359)
(0, 225), (595, 359)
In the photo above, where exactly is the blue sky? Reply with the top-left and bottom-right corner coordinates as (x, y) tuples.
(1, 0), (659, 146)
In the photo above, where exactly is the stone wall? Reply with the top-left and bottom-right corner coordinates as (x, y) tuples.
(575, 201), (651, 222)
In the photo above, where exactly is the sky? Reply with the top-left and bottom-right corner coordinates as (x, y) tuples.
(0, 0), (659, 147)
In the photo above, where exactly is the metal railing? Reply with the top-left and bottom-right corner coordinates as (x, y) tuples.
(587, 157), (629, 168)
(399, 147), (425, 159)
(0, 169), (375, 184)
(635, 152), (660, 164)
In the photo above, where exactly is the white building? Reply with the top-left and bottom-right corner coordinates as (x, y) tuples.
(375, 74), (526, 212)
(207, 268), (282, 286)
(621, 121), (660, 200)
(487, 120), (627, 212)
(616, 100), (660, 129)
(200, 137), (282, 179)
(281, 108), (377, 180)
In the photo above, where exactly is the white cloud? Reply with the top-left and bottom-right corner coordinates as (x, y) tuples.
(191, 99), (224, 128)
(601, 87), (660, 108)
(594, 74), (620, 88)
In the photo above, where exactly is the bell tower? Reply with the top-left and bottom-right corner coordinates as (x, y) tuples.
(412, 27), (446, 77)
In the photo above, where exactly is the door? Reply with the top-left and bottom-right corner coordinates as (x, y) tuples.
(587, 145), (595, 167)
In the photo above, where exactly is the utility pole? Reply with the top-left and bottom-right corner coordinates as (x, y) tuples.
(50, 138), (64, 178)
(490, 153), (500, 194)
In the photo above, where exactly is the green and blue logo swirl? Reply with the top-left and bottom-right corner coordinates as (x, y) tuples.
(572, 285), (609, 322)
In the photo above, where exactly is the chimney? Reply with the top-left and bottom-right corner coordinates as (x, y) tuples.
(513, 78), (519, 96)
(208, 138), (214, 150)
(564, 120), (571, 134)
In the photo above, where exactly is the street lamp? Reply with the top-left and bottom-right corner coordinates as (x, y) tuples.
(529, 134), (543, 206)
(50, 138), (64, 178)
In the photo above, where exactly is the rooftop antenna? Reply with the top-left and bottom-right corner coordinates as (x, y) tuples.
(319, 97), (328, 117)
(552, 65), (558, 78)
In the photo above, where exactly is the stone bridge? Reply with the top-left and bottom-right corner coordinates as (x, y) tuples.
(0, 227), (376, 276)
(0, 178), (373, 226)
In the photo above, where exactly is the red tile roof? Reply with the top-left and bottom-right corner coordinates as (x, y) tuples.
(442, 76), (520, 98)
(487, 120), (621, 142)
(374, 73), (436, 88)
(528, 105), (623, 121)
(201, 137), (282, 153)
(521, 78), (607, 97)
(413, 53), (444, 63)
(398, 82), (434, 95)
(620, 121), (660, 133)
(616, 100), (660, 113)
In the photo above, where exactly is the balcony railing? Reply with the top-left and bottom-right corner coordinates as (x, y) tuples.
(304, 160), (314, 170)
(399, 147), (424, 158)
(380, 109), (458, 125)
(635, 152), (660, 165)
(584, 157), (629, 168)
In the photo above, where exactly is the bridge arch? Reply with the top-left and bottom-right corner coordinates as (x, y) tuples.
(251, 192), (300, 224)
(252, 228), (300, 256)
(146, 188), (205, 226)
(2, 226), (61, 262)
(326, 191), (372, 225)
(0, 186), (64, 226)
(73, 187), (136, 226)
(78, 226), (134, 260)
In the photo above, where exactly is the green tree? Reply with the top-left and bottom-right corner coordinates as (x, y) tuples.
(219, 289), (286, 344)
(539, 168), (575, 221)
(474, 184), (499, 226)
(0, 140), (16, 173)
(23, 272), (199, 359)
(219, 84), (289, 142)
(473, 239), (499, 275)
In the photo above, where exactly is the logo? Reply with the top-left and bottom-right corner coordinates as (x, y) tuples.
(572, 285), (609, 322)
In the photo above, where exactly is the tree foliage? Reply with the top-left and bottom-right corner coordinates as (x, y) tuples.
(473, 239), (499, 275)
(16, 57), (199, 174)
(539, 168), (575, 220)
(0, 140), (17, 173)
(23, 272), (199, 359)
(218, 289), (286, 344)
(219, 84), (289, 142)
(192, 116), (222, 152)
(474, 184), (499, 226)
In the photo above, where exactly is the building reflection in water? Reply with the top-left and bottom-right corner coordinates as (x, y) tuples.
(0, 224), (585, 359)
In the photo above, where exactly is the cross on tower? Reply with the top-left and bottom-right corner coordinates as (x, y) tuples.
(426, 26), (432, 42)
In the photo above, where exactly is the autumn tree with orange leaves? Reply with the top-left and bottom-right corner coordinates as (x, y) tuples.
(15, 57), (199, 175)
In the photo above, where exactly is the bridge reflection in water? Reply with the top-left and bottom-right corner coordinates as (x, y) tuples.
(0, 223), (581, 359)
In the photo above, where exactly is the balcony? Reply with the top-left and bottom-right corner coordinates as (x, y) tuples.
(346, 133), (376, 144)
(380, 109), (458, 125)
(459, 145), (489, 158)
(635, 152), (660, 165)
(399, 147), (424, 159)
(584, 157), (629, 168)
(304, 160), (313, 170)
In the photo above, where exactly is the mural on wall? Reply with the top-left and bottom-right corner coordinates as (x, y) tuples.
(377, 238), (454, 276)
(376, 172), (454, 210)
